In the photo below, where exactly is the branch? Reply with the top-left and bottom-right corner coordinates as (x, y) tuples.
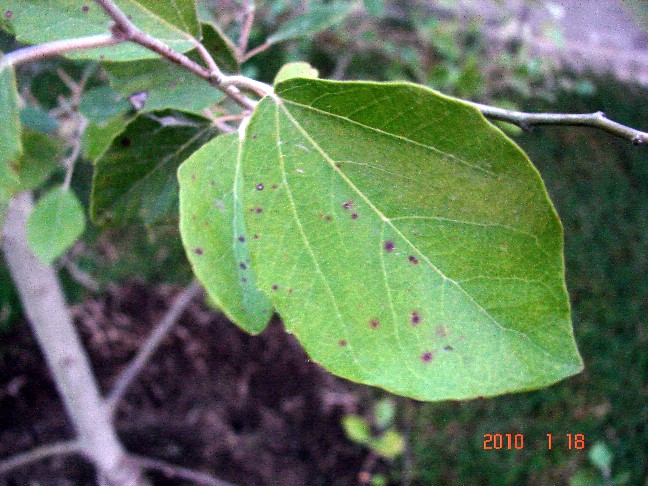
(106, 281), (203, 416)
(469, 102), (648, 146)
(238, 0), (256, 60)
(0, 34), (121, 70)
(94, 0), (259, 110)
(0, 440), (82, 475)
(129, 454), (235, 486)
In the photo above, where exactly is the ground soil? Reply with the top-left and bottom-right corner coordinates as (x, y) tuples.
(0, 280), (375, 485)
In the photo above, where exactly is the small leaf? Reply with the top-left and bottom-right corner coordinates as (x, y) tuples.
(178, 133), (272, 333)
(371, 429), (405, 459)
(79, 86), (131, 124)
(274, 62), (319, 85)
(242, 78), (582, 401)
(2, 0), (200, 61)
(27, 187), (85, 265)
(342, 415), (372, 445)
(91, 110), (217, 225)
(267, 2), (354, 44)
(15, 130), (63, 191)
(374, 398), (396, 430)
(103, 52), (226, 113)
(83, 114), (135, 161)
(201, 22), (239, 73)
(19, 106), (59, 134)
(589, 441), (613, 475)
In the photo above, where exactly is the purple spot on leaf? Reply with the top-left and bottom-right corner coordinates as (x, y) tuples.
(241, 277), (248, 283)
(169, 81), (176, 89)
(421, 351), (434, 363)
(238, 236), (246, 243)
(384, 241), (395, 252)
(253, 234), (260, 239)
(443, 345), (454, 351)
(82, 5), (89, 12)
(351, 213), (358, 220)
(5, 10), (12, 18)
(370, 319), (380, 328)
(194, 248), (203, 256)
(271, 285), (278, 291)
(338, 340), (348, 347)
(342, 201), (353, 210)
(239, 262), (247, 270)
(408, 255), (419, 264)
(255, 207), (263, 213)
(256, 183), (264, 190)
(411, 311), (421, 325)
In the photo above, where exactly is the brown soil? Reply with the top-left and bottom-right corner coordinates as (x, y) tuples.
(0, 280), (373, 485)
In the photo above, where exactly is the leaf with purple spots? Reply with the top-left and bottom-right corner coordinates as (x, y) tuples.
(241, 78), (581, 401)
(178, 133), (272, 334)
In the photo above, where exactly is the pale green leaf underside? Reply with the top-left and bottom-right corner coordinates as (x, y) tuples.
(178, 133), (272, 333)
(267, 3), (353, 44)
(3, 0), (199, 61)
(27, 187), (85, 264)
(242, 78), (582, 401)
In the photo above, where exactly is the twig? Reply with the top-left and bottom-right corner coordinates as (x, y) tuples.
(241, 41), (272, 62)
(0, 34), (121, 70)
(469, 102), (648, 146)
(0, 440), (83, 475)
(94, 0), (259, 110)
(105, 281), (203, 416)
(238, 0), (256, 60)
(129, 454), (235, 486)
(62, 117), (88, 190)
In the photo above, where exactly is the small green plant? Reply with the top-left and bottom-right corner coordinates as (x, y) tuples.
(0, 0), (646, 483)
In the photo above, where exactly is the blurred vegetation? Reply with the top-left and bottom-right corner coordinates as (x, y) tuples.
(1, 0), (646, 484)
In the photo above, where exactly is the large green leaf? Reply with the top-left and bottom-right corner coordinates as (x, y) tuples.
(178, 133), (272, 333)
(27, 186), (85, 264)
(241, 78), (582, 401)
(0, 61), (21, 227)
(2, 0), (199, 61)
(103, 51), (225, 114)
(91, 110), (217, 225)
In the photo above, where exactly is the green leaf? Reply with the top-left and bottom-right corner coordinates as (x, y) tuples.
(273, 62), (319, 85)
(83, 113), (134, 161)
(267, 2), (354, 45)
(371, 429), (405, 459)
(2, 0), (200, 61)
(91, 110), (217, 225)
(0, 61), (21, 227)
(241, 78), (582, 401)
(342, 415), (372, 444)
(27, 187), (85, 264)
(15, 130), (63, 191)
(589, 441), (613, 475)
(201, 22), (239, 73)
(178, 133), (272, 333)
(103, 50), (226, 114)
(20, 106), (59, 134)
(79, 86), (131, 124)
(373, 398), (396, 430)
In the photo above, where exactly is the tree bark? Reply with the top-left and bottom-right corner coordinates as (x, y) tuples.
(2, 191), (145, 485)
